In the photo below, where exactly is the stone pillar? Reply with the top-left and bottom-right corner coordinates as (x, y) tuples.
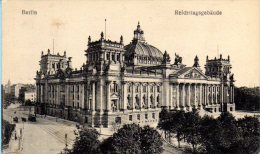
(169, 84), (172, 109)
(211, 85), (214, 105)
(188, 83), (191, 111)
(140, 84), (142, 110)
(215, 85), (218, 104)
(99, 80), (104, 113)
(122, 81), (128, 111)
(131, 83), (135, 111)
(106, 81), (111, 112)
(232, 86), (234, 103)
(81, 84), (84, 109)
(147, 84), (150, 109)
(199, 84), (203, 109)
(154, 84), (157, 108)
(91, 82), (96, 112)
(176, 84), (180, 110)
(194, 84), (197, 108)
(182, 84), (186, 110)
(205, 84), (208, 105)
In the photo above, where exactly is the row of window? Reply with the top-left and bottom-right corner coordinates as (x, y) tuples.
(129, 113), (156, 121)
(128, 85), (161, 93)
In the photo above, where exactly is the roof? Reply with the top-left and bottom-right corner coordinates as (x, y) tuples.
(124, 41), (163, 59)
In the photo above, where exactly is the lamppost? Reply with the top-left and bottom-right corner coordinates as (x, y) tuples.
(64, 133), (68, 154)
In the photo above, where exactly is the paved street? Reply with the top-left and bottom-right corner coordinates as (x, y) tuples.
(3, 104), (76, 154)
(2, 103), (185, 154)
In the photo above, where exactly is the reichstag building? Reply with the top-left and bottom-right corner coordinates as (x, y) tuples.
(35, 23), (235, 128)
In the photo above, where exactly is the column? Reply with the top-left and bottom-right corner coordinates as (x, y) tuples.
(154, 84), (157, 108)
(147, 84), (150, 109)
(182, 84), (186, 110)
(140, 84), (142, 110)
(187, 84), (191, 111)
(194, 84), (197, 108)
(40, 85), (42, 103)
(99, 80), (104, 113)
(232, 86), (234, 103)
(81, 84), (84, 109)
(176, 84), (180, 110)
(205, 84), (208, 105)
(211, 85), (213, 105)
(131, 83), (135, 111)
(169, 84), (172, 109)
(199, 84), (203, 109)
(106, 81), (111, 112)
(215, 85), (218, 104)
(91, 82), (96, 112)
(122, 81), (128, 111)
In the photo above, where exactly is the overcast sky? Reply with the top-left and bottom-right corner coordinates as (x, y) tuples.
(3, 0), (260, 87)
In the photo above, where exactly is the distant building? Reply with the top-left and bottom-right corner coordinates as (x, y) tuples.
(18, 84), (36, 103)
(4, 80), (11, 94)
(35, 23), (236, 128)
(11, 83), (24, 99)
(24, 90), (36, 103)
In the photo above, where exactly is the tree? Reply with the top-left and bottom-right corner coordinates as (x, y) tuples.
(236, 116), (260, 154)
(199, 115), (222, 153)
(169, 110), (185, 148)
(101, 124), (163, 154)
(69, 128), (100, 154)
(183, 110), (201, 153)
(158, 109), (171, 139)
(140, 125), (163, 154)
(107, 124), (142, 154)
(235, 87), (260, 111)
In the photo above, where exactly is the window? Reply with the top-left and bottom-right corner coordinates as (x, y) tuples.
(129, 115), (132, 121)
(106, 53), (110, 60)
(152, 113), (155, 119)
(143, 86), (146, 92)
(137, 114), (140, 120)
(115, 117), (121, 124)
(135, 86), (139, 93)
(112, 53), (115, 61)
(145, 114), (148, 119)
(150, 86), (154, 92)
(157, 86), (160, 92)
(230, 107), (233, 111)
(128, 85), (131, 93)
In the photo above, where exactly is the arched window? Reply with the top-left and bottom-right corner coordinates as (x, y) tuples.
(143, 86), (147, 92)
(135, 95), (140, 109)
(150, 86), (154, 92)
(127, 95), (131, 109)
(157, 95), (160, 103)
(135, 85), (139, 93)
(128, 85), (131, 93)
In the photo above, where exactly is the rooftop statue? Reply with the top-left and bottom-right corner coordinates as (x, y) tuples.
(174, 53), (182, 65)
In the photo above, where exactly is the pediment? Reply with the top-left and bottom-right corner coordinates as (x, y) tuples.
(178, 67), (208, 80)
(111, 93), (120, 99)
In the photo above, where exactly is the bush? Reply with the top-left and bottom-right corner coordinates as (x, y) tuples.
(2, 120), (16, 145)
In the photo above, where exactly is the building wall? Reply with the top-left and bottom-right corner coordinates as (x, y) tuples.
(24, 91), (36, 102)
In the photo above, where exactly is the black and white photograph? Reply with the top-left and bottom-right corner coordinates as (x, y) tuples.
(2, 0), (260, 154)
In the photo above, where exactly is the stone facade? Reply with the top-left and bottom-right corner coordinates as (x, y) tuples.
(35, 23), (235, 128)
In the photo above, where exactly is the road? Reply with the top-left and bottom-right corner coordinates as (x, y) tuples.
(3, 104), (76, 154)
(2, 103), (185, 154)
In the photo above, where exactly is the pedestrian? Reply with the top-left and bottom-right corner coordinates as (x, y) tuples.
(14, 131), (17, 140)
